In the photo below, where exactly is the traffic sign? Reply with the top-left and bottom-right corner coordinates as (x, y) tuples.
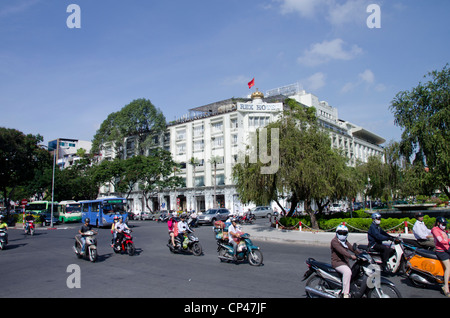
(21, 199), (28, 206)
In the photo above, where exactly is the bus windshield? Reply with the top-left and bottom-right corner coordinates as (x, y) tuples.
(66, 204), (81, 213)
(103, 200), (126, 215)
(25, 204), (48, 212)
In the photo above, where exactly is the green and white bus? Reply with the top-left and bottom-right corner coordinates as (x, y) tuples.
(58, 200), (82, 223)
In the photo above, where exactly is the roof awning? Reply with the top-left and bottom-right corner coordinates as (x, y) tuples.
(351, 127), (386, 145)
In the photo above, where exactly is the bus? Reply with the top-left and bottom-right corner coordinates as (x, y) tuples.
(25, 201), (60, 226)
(58, 200), (82, 223)
(80, 197), (128, 227)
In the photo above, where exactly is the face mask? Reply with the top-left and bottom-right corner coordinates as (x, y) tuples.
(337, 234), (348, 242)
(374, 219), (381, 225)
(440, 224), (446, 231)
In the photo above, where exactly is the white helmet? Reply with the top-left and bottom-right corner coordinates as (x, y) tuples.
(336, 224), (349, 242)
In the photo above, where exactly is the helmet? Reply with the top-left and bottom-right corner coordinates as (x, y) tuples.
(436, 216), (448, 225)
(113, 216), (119, 221)
(336, 224), (349, 242)
(84, 218), (90, 223)
(371, 212), (381, 220)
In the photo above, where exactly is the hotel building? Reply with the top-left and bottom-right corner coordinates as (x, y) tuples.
(99, 84), (385, 214)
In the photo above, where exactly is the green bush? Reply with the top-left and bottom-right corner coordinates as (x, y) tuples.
(279, 215), (438, 233)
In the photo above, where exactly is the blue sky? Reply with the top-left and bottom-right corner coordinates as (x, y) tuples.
(0, 0), (448, 146)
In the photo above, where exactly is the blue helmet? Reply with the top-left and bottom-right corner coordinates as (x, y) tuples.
(371, 212), (381, 220)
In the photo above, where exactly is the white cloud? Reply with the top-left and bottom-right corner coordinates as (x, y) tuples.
(306, 72), (327, 90)
(0, 0), (40, 18)
(297, 38), (363, 66)
(276, 0), (371, 26)
(278, 0), (330, 18)
(340, 69), (386, 93)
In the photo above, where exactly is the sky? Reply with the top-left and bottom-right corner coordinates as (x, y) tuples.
(0, 0), (449, 146)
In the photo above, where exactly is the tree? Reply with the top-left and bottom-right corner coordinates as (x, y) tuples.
(92, 98), (166, 158)
(0, 128), (51, 213)
(390, 64), (450, 197)
(232, 99), (356, 229)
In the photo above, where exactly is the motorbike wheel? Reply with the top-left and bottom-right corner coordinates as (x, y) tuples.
(75, 242), (82, 258)
(367, 283), (402, 298)
(305, 276), (330, 298)
(0, 241), (3, 250)
(191, 242), (202, 256)
(218, 246), (230, 262)
(89, 247), (97, 262)
(248, 249), (263, 266)
(127, 243), (136, 256)
(30, 228), (35, 236)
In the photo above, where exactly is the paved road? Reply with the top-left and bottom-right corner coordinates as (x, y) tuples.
(0, 219), (446, 300)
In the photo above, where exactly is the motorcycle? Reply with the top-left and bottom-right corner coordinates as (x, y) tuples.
(24, 220), (35, 236)
(187, 216), (199, 228)
(113, 229), (136, 256)
(406, 247), (448, 288)
(73, 230), (98, 262)
(0, 229), (8, 250)
(216, 233), (263, 266)
(168, 230), (202, 256)
(303, 249), (402, 298)
(239, 213), (255, 225)
(357, 236), (419, 275)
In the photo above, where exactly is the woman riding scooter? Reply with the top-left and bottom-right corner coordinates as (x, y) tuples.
(431, 217), (450, 297)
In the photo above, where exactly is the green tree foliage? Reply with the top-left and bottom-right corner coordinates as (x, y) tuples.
(92, 98), (166, 157)
(390, 64), (450, 197)
(0, 128), (51, 213)
(232, 99), (358, 229)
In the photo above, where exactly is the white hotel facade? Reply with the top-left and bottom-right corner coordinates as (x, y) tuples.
(99, 84), (385, 214)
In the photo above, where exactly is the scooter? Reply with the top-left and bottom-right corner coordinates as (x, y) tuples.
(0, 229), (8, 250)
(73, 230), (98, 262)
(303, 249), (402, 298)
(406, 248), (448, 288)
(168, 230), (202, 256)
(357, 236), (418, 274)
(113, 229), (136, 256)
(216, 233), (263, 266)
(24, 220), (35, 236)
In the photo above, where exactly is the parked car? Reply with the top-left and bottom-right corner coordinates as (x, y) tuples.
(250, 206), (273, 218)
(139, 211), (153, 220)
(197, 208), (230, 225)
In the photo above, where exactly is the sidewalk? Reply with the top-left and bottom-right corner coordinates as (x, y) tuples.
(242, 223), (416, 247)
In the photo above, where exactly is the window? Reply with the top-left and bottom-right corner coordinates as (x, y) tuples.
(176, 129), (186, 141)
(193, 125), (204, 137)
(177, 143), (186, 155)
(194, 140), (204, 151)
(212, 122), (223, 133)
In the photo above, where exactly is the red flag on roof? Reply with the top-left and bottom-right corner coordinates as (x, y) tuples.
(248, 78), (255, 89)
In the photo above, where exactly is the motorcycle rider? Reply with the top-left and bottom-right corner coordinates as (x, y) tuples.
(111, 216), (119, 247)
(0, 215), (8, 244)
(228, 217), (242, 260)
(331, 224), (358, 298)
(431, 217), (450, 296)
(115, 216), (130, 248)
(177, 214), (191, 248)
(367, 212), (396, 272)
(413, 212), (435, 250)
(168, 213), (177, 247)
(24, 212), (35, 233)
(78, 218), (96, 254)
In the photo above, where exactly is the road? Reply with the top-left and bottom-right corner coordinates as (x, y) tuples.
(0, 219), (446, 300)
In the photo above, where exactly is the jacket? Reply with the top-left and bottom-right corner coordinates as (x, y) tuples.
(368, 222), (393, 247)
(330, 236), (356, 268)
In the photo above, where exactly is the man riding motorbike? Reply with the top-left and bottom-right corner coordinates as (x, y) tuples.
(115, 216), (130, 248)
(78, 218), (97, 254)
(367, 212), (397, 272)
(24, 212), (35, 233)
(228, 218), (242, 260)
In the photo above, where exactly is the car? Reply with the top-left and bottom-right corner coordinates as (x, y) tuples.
(139, 211), (153, 220)
(197, 208), (230, 225)
(250, 206), (273, 218)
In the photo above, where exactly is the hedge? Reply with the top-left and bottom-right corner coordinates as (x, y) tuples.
(279, 214), (437, 233)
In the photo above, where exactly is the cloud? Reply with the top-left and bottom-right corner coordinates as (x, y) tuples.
(276, 0), (370, 26)
(0, 0), (40, 18)
(305, 72), (327, 91)
(278, 0), (330, 18)
(341, 69), (386, 93)
(297, 38), (363, 66)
